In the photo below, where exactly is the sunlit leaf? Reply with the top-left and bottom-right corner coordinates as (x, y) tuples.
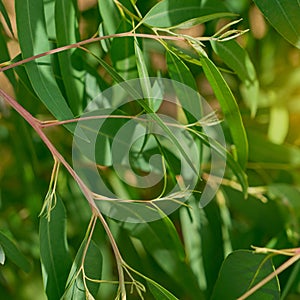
(142, 0), (233, 28)
(211, 39), (259, 117)
(134, 39), (161, 111)
(200, 55), (248, 169)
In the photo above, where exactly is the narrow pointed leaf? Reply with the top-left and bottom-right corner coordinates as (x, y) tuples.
(0, 231), (31, 272)
(64, 239), (102, 299)
(211, 39), (259, 117)
(253, 0), (300, 49)
(111, 20), (137, 80)
(142, 0), (232, 28)
(15, 0), (79, 134)
(98, 0), (121, 35)
(167, 51), (202, 122)
(40, 196), (71, 300)
(91, 53), (200, 178)
(147, 277), (179, 300)
(135, 39), (162, 111)
(200, 56), (248, 169)
(192, 129), (248, 197)
(180, 198), (206, 291)
(55, 0), (84, 115)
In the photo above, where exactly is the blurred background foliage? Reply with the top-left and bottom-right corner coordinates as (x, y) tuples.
(0, 0), (300, 299)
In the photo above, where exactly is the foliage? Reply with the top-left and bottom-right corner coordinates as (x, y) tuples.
(0, 0), (300, 299)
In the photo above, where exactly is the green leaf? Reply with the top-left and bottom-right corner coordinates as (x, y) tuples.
(200, 55), (248, 169)
(89, 52), (200, 179)
(180, 197), (207, 291)
(211, 39), (259, 117)
(253, 0), (300, 49)
(98, 0), (121, 35)
(166, 51), (202, 122)
(142, 0), (234, 28)
(15, 0), (79, 134)
(211, 250), (280, 299)
(123, 217), (204, 298)
(134, 39), (163, 112)
(64, 240), (102, 299)
(0, 0), (13, 36)
(111, 19), (137, 80)
(192, 130), (248, 197)
(147, 277), (179, 300)
(0, 244), (4, 265)
(55, 0), (84, 115)
(40, 196), (72, 300)
(0, 231), (31, 272)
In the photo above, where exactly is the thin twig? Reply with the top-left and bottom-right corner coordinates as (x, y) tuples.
(237, 254), (300, 300)
(0, 32), (185, 73)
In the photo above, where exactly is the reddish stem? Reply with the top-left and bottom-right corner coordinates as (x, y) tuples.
(0, 32), (185, 73)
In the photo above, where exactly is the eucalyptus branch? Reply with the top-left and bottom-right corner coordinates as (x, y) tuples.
(0, 88), (127, 299)
(0, 32), (185, 73)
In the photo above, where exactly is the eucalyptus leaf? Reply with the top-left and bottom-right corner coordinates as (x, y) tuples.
(40, 196), (72, 300)
(253, 0), (300, 49)
(135, 39), (162, 112)
(111, 20), (137, 80)
(211, 39), (259, 117)
(142, 0), (232, 28)
(123, 218), (204, 298)
(200, 55), (248, 169)
(167, 51), (202, 122)
(211, 250), (280, 299)
(98, 0), (121, 35)
(55, 0), (85, 115)
(0, 231), (31, 272)
(15, 0), (80, 135)
(147, 277), (179, 300)
(64, 239), (102, 299)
